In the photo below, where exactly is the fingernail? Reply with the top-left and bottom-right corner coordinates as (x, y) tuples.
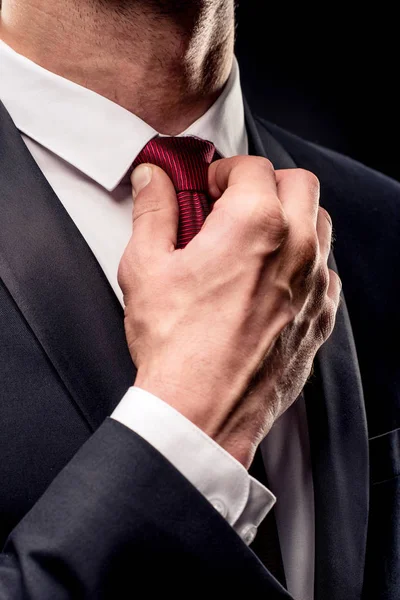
(131, 165), (152, 195)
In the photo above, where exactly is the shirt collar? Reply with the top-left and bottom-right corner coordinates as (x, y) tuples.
(0, 40), (248, 191)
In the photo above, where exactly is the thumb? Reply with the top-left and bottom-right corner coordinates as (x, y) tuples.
(131, 163), (179, 252)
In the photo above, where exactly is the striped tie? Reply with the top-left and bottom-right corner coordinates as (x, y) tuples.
(132, 135), (219, 248)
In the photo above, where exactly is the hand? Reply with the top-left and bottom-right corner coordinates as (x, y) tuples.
(118, 157), (341, 467)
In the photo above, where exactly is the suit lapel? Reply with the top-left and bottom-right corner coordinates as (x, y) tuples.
(0, 95), (369, 597)
(244, 99), (369, 600)
(0, 100), (135, 431)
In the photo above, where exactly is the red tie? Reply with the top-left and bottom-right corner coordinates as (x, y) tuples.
(132, 136), (219, 248)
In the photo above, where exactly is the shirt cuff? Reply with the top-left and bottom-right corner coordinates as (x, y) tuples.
(111, 386), (275, 544)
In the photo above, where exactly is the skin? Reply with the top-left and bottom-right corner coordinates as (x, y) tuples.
(120, 160), (340, 466)
(0, 0), (235, 134)
(0, 0), (341, 466)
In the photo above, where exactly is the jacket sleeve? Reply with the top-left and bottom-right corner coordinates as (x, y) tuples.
(0, 418), (292, 599)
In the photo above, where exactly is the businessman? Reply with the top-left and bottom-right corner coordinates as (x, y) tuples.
(0, 1), (398, 599)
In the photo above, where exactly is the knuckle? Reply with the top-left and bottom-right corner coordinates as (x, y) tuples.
(302, 234), (319, 261)
(297, 168), (320, 195)
(317, 304), (336, 340)
(257, 201), (290, 246)
(306, 267), (329, 314)
(264, 201), (289, 232)
(240, 192), (289, 248)
(252, 156), (274, 172)
(230, 155), (274, 175)
(132, 198), (162, 223)
(315, 266), (329, 297)
(296, 235), (318, 279)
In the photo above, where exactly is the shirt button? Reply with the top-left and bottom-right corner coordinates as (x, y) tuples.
(242, 525), (258, 545)
(210, 499), (227, 518)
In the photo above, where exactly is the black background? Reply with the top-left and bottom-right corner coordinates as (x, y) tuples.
(234, 3), (399, 181)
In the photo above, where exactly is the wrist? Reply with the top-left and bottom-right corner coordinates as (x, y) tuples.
(212, 416), (274, 468)
(134, 369), (217, 431)
(134, 367), (245, 439)
(133, 369), (268, 468)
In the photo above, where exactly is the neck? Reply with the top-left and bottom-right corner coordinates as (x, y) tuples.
(0, 0), (235, 134)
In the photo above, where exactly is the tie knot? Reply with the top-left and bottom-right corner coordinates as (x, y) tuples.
(132, 136), (217, 192)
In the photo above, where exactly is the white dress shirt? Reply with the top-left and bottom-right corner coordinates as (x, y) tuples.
(0, 39), (315, 600)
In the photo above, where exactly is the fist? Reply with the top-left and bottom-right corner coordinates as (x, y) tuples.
(118, 157), (340, 466)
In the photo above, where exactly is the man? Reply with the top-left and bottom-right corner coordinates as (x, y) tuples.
(0, 1), (398, 599)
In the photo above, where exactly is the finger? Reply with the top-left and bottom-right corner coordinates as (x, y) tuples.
(201, 156), (287, 250)
(275, 168), (320, 227)
(315, 279), (340, 345)
(326, 268), (342, 309)
(131, 163), (179, 253)
(312, 271), (341, 345)
(208, 155), (277, 201)
(316, 207), (333, 263)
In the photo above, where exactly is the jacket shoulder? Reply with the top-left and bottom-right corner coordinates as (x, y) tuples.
(255, 116), (400, 220)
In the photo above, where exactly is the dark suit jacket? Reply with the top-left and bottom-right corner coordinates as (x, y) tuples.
(0, 96), (398, 599)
